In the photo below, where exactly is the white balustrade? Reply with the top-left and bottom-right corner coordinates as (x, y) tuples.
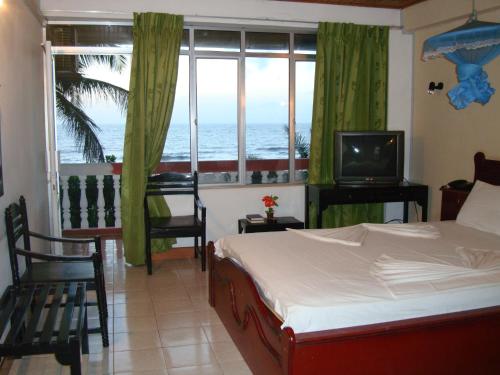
(113, 175), (121, 227)
(79, 176), (89, 229)
(59, 163), (120, 230)
(58, 161), (297, 230)
(96, 175), (106, 228)
(60, 176), (71, 230)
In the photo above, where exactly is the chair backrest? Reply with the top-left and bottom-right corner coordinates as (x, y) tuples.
(145, 171), (199, 198)
(4, 196), (31, 285)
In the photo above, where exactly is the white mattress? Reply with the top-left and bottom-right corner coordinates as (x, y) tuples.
(215, 221), (500, 334)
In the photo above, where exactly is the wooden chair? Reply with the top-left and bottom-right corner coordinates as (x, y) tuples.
(144, 171), (206, 274)
(0, 282), (89, 375)
(4, 196), (109, 347)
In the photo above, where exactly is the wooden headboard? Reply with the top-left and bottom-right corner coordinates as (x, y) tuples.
(474, 152), (500, 186)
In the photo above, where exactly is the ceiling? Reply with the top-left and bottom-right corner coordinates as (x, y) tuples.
(274, 0), (427, 9)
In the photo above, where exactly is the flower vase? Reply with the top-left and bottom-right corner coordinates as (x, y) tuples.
(266, 211), (276, 223)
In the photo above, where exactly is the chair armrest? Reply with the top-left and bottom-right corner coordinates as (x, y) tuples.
(194, 197), (206, 218)
(14, 247), (95, 262)
(29, 231), (99, 244)
(195, 196), (205, 210)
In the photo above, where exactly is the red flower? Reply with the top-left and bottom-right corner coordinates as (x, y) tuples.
(262, 195), (279, 211)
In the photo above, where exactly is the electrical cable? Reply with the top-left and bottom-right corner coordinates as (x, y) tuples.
(384, 218), (403, 224)
(413, 201), (420, 222)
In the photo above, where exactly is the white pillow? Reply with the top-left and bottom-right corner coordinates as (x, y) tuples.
(456, 180), (500, 236)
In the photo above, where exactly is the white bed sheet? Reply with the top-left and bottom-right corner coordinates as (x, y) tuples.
(215, 221), (500, 334)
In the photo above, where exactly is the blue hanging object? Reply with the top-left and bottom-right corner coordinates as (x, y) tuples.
(423, 13), (500, 110)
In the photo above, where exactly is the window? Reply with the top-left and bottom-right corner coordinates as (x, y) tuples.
(194, 30), (240, 52)
(246, 57), (289, 184)
(294, 33), (316, 181)
(197, 58), (239, 183)
(164, 55), (190, 172)
(189, 29), (316, 184)
(47, 25), (133, 47)
(246, 32), (289, 53)
(54, 53), (131, 164)
(48, 25), (316, 185)
(295, 61), (315, 181)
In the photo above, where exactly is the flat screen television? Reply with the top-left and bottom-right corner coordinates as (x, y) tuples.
(334, 131), (404, 185)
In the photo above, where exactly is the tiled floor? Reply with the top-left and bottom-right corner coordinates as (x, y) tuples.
(7, 240), (252, 375)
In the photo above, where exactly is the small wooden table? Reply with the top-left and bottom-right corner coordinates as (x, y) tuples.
(238, 216), (304, 234)
(0, 282), (88, 375)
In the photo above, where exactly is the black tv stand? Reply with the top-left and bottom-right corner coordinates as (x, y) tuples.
(336, 182), (403, 188)
(305, 181), (428, 228)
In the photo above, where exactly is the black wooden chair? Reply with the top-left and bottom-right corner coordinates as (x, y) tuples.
(144, 171), (206, 274)
(4, 196), (109, 347)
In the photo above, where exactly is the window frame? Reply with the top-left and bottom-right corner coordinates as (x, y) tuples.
(47, 23), (316, 186)
(185, 25), (315, 185)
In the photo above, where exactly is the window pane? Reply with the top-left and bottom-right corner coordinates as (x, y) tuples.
(194, 30), (240, 52)
(246, 58), (289, 184)
(295, 61), (315, 181)
(245, 32), (289, 53)
(181, 29), (189, 51)
(47, 25), (133, 46)
(197, 59), (239, 184)
(55, 54), (131, 164)
(163, 55), (190, 173)
(294, 33), (316, 55)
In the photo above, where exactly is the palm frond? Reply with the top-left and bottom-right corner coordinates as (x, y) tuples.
(283, 124), (310, 158)
(57, 75), (128, 115)
(77, 55), (128, 73)
(56, 90), (105, 163)
(79, 77), (128, 114)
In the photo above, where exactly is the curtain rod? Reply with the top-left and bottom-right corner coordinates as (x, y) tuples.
(45, 11), (403, 30)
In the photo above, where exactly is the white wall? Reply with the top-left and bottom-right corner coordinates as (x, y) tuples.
(40, 0), (414, 242)
(385, 29), (414, 222)
(0, 0), (48, 291)
(167, 185), (304, 244)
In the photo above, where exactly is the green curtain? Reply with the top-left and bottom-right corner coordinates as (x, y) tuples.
(121, 13), (184, 265)
(308, 22), (389, 228)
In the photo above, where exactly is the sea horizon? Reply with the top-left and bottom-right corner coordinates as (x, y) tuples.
(57, 122), (311, 163)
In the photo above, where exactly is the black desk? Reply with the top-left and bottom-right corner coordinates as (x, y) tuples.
(305, 182), (428, 228)
(238, 216), (304, 234)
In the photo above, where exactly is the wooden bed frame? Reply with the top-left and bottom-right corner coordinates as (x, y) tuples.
(209, 152), (500, 375)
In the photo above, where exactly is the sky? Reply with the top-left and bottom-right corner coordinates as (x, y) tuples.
(79, 54), (315, 126)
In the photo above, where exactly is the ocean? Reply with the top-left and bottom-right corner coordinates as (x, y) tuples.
(57, 122), (311, 163)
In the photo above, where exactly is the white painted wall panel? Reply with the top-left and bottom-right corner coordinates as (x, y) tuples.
(0, 0), (48, 291)
(386, 29), (414, 222)
(169, 184), (304, 245)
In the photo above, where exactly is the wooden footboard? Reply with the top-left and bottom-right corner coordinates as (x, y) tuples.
(209, 241), (284, 374)
(209, 241), (500, 375)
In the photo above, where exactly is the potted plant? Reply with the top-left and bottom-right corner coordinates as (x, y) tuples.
(262, 194), (279, 222)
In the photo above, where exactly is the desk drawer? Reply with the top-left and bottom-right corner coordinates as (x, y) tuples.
(375, 188), (424, 202)
(324, 188), (423, 204)
(323, 189), (376, 202)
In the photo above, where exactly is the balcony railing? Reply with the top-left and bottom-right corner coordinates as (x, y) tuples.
(59, 159), (309, 230)
(59, 163), (120, 231)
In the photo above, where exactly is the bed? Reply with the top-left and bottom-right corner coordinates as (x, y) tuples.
(208, 152), (500, 375)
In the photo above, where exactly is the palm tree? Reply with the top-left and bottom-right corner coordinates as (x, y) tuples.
(282, 125), (310, 159)
(55, 55), (129, 163)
